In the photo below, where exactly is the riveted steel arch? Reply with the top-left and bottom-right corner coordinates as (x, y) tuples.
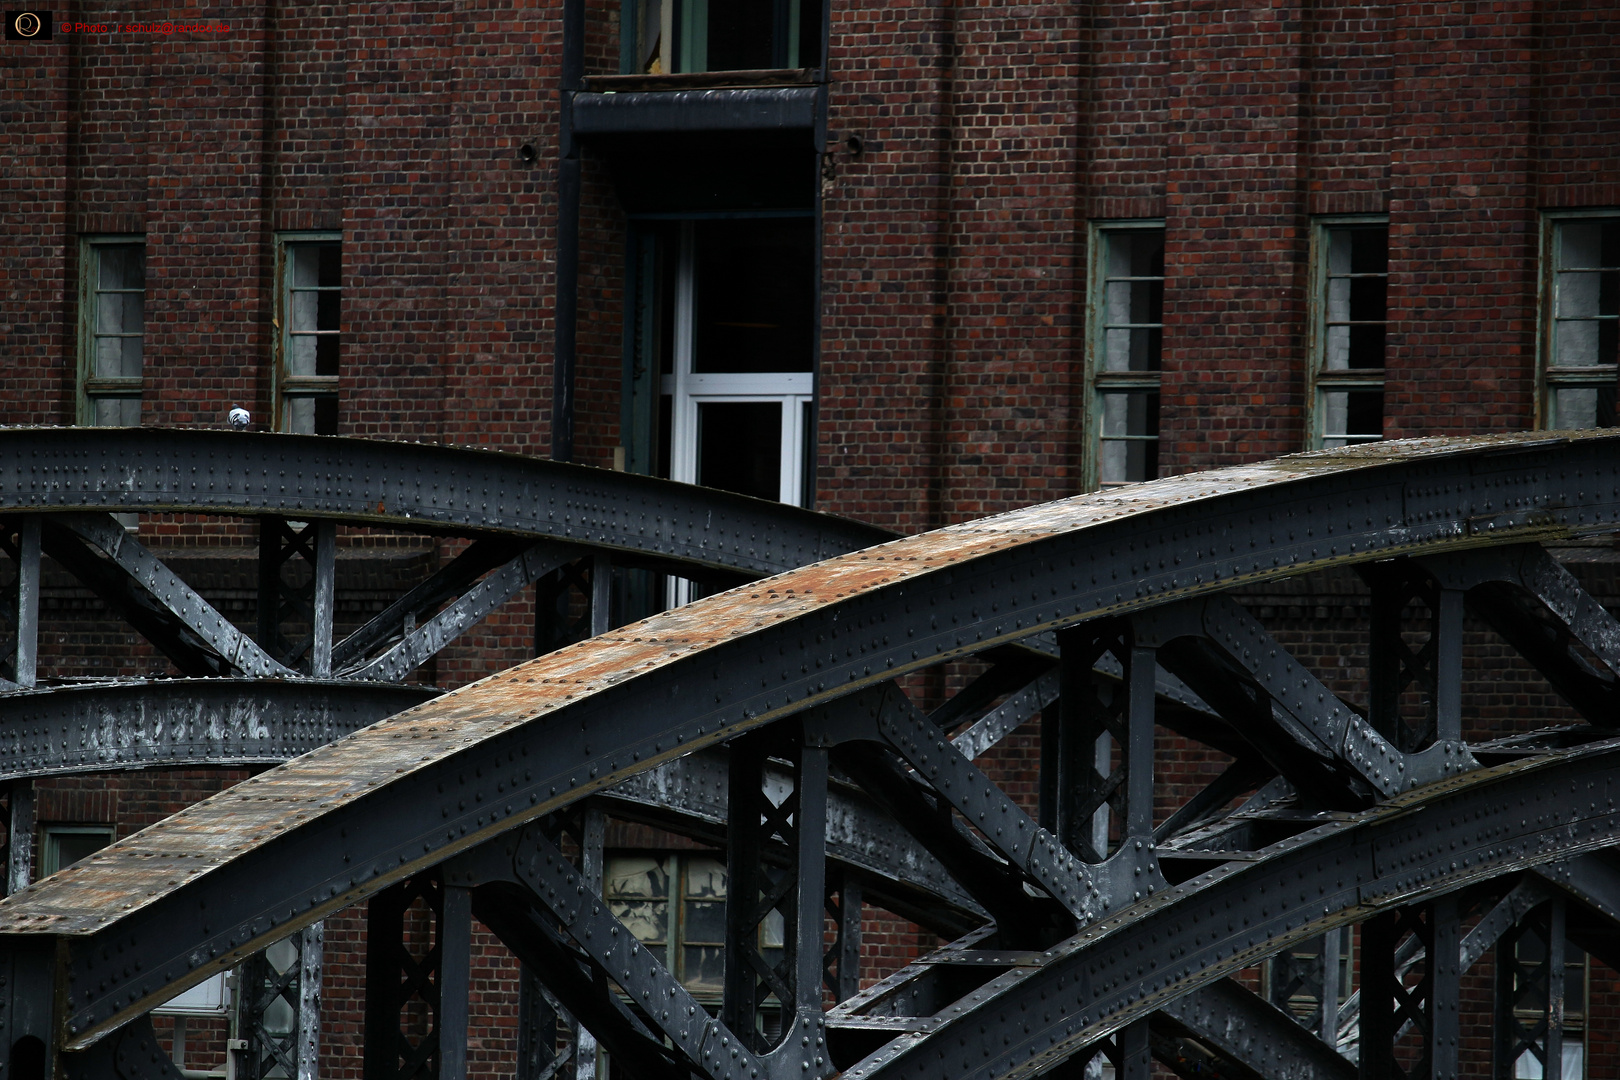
(7, 431), (1620, 1080)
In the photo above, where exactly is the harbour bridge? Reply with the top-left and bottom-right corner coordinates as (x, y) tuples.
(0, 426), (1616, 1080)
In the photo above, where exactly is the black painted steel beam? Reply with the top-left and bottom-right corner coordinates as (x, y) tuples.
(0, 428), (894, 579)
(6, 431), (1620, 1058)
(0, 680), (436, 781)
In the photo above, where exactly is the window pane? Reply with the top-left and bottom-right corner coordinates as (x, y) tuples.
(283, 395), (338, 436)
(683, 899), (725, 945)
(262, 994), (296, 1037)
(682, 945), (726, 993)
(1347, 323), (1386, 369)
(291, 290), (320, 332)
(94, 396), (141, 427)
(693, 220), (814, 374)
(45, 829), (112, 875)
(1321, 389), (1384, 446)
(1558, 221), (1620, 271)
(316, 333), (340, 377)
(684, 856), (726, 899)
(1098, 391), (1159, 485)
(317, 290), (341, 332)
(697, 401), (783, 501)
(95, 336), (124, 379)
(291, 245), (323, 287)
(1555, 318), (1602, 367)
(288, 334), (319, 377)
(95, 291), (127, 335)
(1552, 385), (1618, 430)
(706, 0), (774, 70)
(1349, 228), (1388, 275)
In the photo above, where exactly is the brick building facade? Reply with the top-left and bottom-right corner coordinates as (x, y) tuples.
(3, 0), (1620, 1077)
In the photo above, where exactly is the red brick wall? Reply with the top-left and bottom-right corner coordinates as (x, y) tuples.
(1383, 2), (1539, 439)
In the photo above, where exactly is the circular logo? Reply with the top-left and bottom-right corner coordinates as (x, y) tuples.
(12, 11), (42, 36)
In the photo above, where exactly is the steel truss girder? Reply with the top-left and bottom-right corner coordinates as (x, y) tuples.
(341, 540), (583, 681)
(0, 428), (892, 580)
(834, 737), (1620, 1080)
(1155, 977), (1356, 1080)
(8, 431), (1620, 1058)
(58, 513), (296, 678)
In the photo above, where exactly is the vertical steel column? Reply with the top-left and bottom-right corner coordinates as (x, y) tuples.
(1433, 588), (1463, 744)
(1360, 913), (1398, 1080)
(1050, 625), (1128, 862)
(724, 735), (771, 1047)
(438, 886), (472, 1080)
(310, 520), (337, 677)
(257, 517), (289, 660)
(1116, 1022), (1152, 1080)
(1124, 645), (1155, 841)
(827, 871), (863, 1004)
(12, 516), (40, 688)
(572, 805), (604, 1080)
(7, 779), (33, 895)
(793, 746), (829, 1021)
(1321, 927), (1342, 1046)
(1429, 896), (1460, 1079)
(1117, 642), (1155, 1080)
(297, 922), (324, 1080)
(516, 966), (561, 1080)
(364, 874), (444, 1080)
(590, 554), (611, 637)
(1544, 898), (1567, 1079)
(553, 0), (584, 464)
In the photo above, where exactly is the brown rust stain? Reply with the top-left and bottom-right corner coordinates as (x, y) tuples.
(0, 430), (1605, 935)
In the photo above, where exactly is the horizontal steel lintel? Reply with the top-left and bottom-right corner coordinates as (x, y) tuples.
(570, 86), (820, 136)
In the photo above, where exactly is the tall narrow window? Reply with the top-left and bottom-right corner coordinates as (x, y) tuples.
(653, 218), (815, 507)
(1309, 220), (1387, 449)
(275, 235), (341, 435)
(79, 238), (145, 426)
(1542, 215), (1620, 431)
(1087, 223), (1164, 488)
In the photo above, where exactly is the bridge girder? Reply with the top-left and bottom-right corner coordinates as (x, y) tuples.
(2, 430), (1620, 1079)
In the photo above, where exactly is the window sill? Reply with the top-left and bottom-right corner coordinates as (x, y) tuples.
(585, 68), (822, 93)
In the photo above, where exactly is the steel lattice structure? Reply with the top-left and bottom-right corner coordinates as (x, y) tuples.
(2, 429), (1620, 1080)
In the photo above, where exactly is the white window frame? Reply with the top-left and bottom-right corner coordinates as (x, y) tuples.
(273, 232), (342, 435)
(78, 236), (146, 428)
(1538, 209), (1620, 432)
(661, 222), (814, 507)
(1084, 220), (1165, 491)
(1306, 215), (1389, 450)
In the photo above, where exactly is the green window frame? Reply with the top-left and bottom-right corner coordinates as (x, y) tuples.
(40, 823), (115, 878)
(1085, 221), (1164, 490)
(1539, 212), (1620, 432)
(274, 233), (342, 435)
(1307, 217), (1388, 450)
(78, 237), (146, 428)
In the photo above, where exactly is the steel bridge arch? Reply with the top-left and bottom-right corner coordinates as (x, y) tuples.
(4, 430), (1620, 1079)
